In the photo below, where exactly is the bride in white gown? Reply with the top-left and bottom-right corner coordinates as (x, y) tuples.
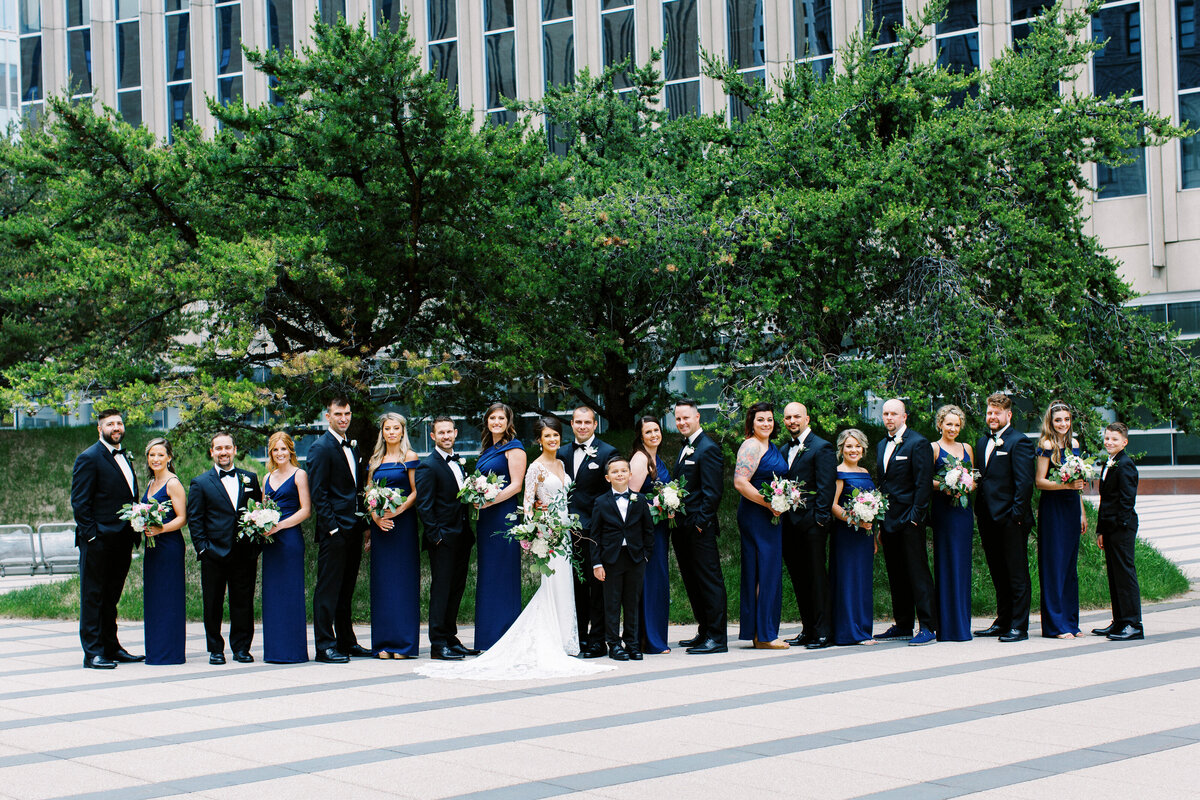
(415, 416), (615, 680)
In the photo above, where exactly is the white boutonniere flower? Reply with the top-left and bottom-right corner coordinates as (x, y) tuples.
(350, 439), (357, 448)
(893, 435), (903, 447)
(629, 493), (638, 501)
(1105, 457), (1117, 469)
(583, 444), (598, 459)
(681, 445), (695, 458)
(795, 442), (807, 455)
(241, 475), (250, 485)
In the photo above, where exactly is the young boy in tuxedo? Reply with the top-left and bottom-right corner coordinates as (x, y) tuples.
(591, 457), (655, 661)
(1094, 422), (1144, 641)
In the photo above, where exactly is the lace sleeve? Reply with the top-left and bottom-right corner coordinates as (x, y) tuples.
(522, 462), (543, 519)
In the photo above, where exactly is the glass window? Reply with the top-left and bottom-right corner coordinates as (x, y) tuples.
(19, 35), (40, 102)
(374, 0), (400, 33)
(1011, 0), (1051, 21)
(543, 22), (574, 87)
(66, 0), (89, 28)
(319, 0), (345, 24)
(1168, 301), (1200, 334)
(67, 29), (92, 97)
(216, 4), (242, 76)
(484, 0), (516, 125)
(118, 90), (142, 128)
(1181, 93), (1200, 189)
(1174, 432), (1200, 466)
(166, 13), (191, 83)
(218, 75), (243, 105)
(794, 0), (832, 59)
(938, 32), (979, 73)
(544, 0), (571, 20)
(939, 0), (977, 34)
(484, 0), (514, 30)
(429, 0), (457, 40)
(602, 3), (635, 90)
(166, 1), (192, 141)
(1131, 303), (1167, 324)
(864, 0), (904, 46)
(727, 0), (765, 69)
(19, 0), (39, 34)
(1093, 2), (1144, 198)
(427, 0), (458, 94)
(267, 0), (293, 52)
(730, 69), (764, 124)
(663, 0), (699, 117)
(429, 41), (458, 89)
(1126, 432), (1172, 465)
(169, 81), (192, 128)
(117, 0), (140, 17)
(116, 22), (140, 88)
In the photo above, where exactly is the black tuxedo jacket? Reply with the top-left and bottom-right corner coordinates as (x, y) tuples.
(1098, 451), (1138, 533)
(975, 427), (1035, 527)
(560, 438), (620, 526)
(875, 429), (934, 531)
(415, 452), (473, 547)
(307, 431), (366, 541)
(589, 491), (655, 567)
(71, 441), (140, 547)
(783, 432), (836, 528)
(672, 431), (725, 532)
(187, 467), (263, 559)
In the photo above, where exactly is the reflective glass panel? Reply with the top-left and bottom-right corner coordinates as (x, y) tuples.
(67, 0), (89, 28)
(794, 0), (832, 59)
(664, 0), (699, 81)
(1180, 93), (1200, 189)
(1011, 0), (1051, 20)
(485, 30), (515, 109)
(727, 0), (765, 69)
(116, 22), (140, 88)
(938, 0), (977, 34)
(117, 0), (140, 19)
(319, 0), (345, 24)
(864, 0), (904, 45)
(19, 0), (39, 34)
(603, 7), (635, 89)
(166, 13), (191, 82)
(67, 29), (92, 95)
(169, 81), (192, 128)
(1092, 4), (1142, 98)
(730, 68), (763, 123)
(543, 0), (571, 21)
(430, 40), (458, 90)
(217, 5), (241, 74)
(268, 0), (294, 52)
(218, 75), (243, 105)
(1168, 301), (1200, 334)
(1179, 0), (1200, 91)
(665, 79), (699, 118)
(375, 0), (400, 32)
(543, 20), (574, 87)
(485, 0), (514, 31)
(428, 0), (457, 39)
(118, 89), (142, 126)
(19, 36), (40, 101)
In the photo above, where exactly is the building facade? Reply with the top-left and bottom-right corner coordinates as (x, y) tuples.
(9, 0), (1200, 479)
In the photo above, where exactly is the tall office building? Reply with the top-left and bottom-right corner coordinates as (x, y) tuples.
(9, 1), (1200, 478)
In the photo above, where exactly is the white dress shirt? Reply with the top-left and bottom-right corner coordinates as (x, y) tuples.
(573, 437), (595, 474)
(436, 446), (465, 490)
(986, 424), (1009, 467)
(331, 432), (357, 483)
(787, 428), (810, 468)
(883, 425), (907, 470)
(219, 468), (240, 508)
(103, 440), (136, 495)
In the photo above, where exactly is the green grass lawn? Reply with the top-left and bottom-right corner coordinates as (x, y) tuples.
(0, 426), (1189, 626)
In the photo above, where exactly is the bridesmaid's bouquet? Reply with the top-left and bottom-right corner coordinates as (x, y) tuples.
(362, 479), (407, 518)
(1056, 453), (1100, 484)
(505, 491), (581, 579)
(649, 477), (688, 528)
(458, 471), (507, 521)
(239, 497), (281, 546)
(844, 489), (887, 533)
(935, 455), (980, 509)
(119, 498), (172, 548)
(758, 476), (807, 525)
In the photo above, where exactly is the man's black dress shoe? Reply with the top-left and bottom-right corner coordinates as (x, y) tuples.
(785, 633), (813, 647)
(998, 629), (1028, 643)
(580, 643), (607, 659)
(1091, 624), (1115, 637)
(209, 652), (226, 665)
(679, 634), (703, 648)
(232, 651), (254, 663)
(315, 648), (349, 663)
(343, 644), (374, 658)
(973, 623), (1005, 637)
(449, 644), (482, 657)
(627, 649), (643, 661)
(84, 655), (117, 670)
(685, 639), (728, 654)
(608, 647), (631, 661)
(805, 637), (832, 650)
(109, 648), (145, 663)
(1107, 625), (1144, 641)
(430, 645), (464, 661)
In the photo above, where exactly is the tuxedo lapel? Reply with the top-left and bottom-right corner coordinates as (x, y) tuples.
(100, 445), (136, 499)
(211, 468), (236, 510)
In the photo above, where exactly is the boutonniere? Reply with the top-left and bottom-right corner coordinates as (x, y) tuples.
(582, 444), (598, 459)
(629, 493), (638, 501)
(241, 475), (250, 485)
(795, 442), (807, 455)
(893, 435), (903, 447)
(1105, 457), (1117, 469)
(350, 439), (357, 449)
(681, 445), (695, 458)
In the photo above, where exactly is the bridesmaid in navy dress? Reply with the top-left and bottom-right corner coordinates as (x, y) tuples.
(630, 416), (672, 654)
(141, 438), (188, 665)
(1034, 400), (1088, 639)
(930, 405), (975, 642)
(830, 429), (878, 646)
(262, 432), (311, 663)
(733, 402), (790, 649)
(366, 413), (421, 658)
(472, 402), (527, 650)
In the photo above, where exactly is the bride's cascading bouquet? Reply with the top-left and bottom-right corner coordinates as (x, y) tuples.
(935, 454), (980, 509)
(458, 471), (507, 521)
(758, 476), (807, 525)
(118, 498), (172, 548)
(649, 477), (688, 528)
(844, 488), (887, 533)
(238, 497), (282, 546)
(505, 487), (582, 579)
(359, 479), (407, 519)
(1056, 452), (1101, 484)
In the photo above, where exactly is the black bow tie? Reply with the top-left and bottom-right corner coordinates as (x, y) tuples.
(340, 439), (354, 449)
(218, 469), (236, 479)
(615, 491), (630, 500)
(886, 435), (897, 442)
(444, 453), (459, 463)
(790, 438), (801, 448)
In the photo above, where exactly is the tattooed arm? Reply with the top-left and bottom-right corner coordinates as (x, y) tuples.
(732, 439), (770, 507)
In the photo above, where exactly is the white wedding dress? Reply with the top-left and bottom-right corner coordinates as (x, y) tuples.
(414, 461), (615, 680)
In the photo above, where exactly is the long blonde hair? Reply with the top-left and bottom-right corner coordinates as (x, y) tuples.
(368, 412), (412, 483)
(266, 432), (298, 469)
(1038, 400), (1073, 465)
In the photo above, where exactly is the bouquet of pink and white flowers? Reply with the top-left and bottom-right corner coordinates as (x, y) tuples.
(458, 471), (507, 521)
(844, 488), (888, 533)
(1057, 452), (1100, 485)
(935, 454), (980, 509)
(239, 497), (281, 546)
(119, 498), (172, 548)
(758, 476), (807, 525)
(505, 490), (581, 578)
(361, 479), (407, 519)
(649, 477), (688, 528)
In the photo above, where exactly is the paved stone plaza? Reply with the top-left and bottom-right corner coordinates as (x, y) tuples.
(1, 496), (1197, 800)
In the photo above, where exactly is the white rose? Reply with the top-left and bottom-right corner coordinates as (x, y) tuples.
(662, 486), (680, 507)
(946, 470), (960, 489)
(531, 538), (549, 558)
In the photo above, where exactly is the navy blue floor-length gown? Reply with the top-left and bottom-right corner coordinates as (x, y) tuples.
(370, 460), (421, 657)
(262, 472), (309, 663)
(737, 444), (789, 643)
(830, 471), (876, 645)
(473, 440), (524, 651)
(1038, 446), (1082, 637)
(639, 455), (672, 653)
(143, 482), (185, 665)
(932, 448), (973, 642)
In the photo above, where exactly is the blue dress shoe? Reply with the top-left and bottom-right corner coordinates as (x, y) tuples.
(908, 629), (937, 646)
(873, 625), (913, 641)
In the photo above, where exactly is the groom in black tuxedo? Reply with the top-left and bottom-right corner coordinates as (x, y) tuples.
(974, 392), (1036, 642)
(71, 408), (144, 669)
(672, 399), (728, 654)
(188, 431), (262, 664)
(415, 416), (479, 660)
(307, 397), (371, 663)
(874, 398), (938, 645)
(780, 402), (837, 649)
(559, 406), (618, 658)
